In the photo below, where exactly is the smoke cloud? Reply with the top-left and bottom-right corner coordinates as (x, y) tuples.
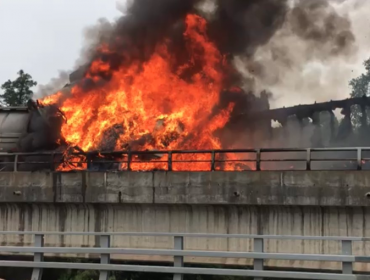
(235, 0), (370, 109)
(35, 70), (69, 98)
(48, 0), (365, 107)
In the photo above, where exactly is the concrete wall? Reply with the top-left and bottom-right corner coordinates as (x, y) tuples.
(0, 171), (370, 271)
(1, 171), (370, 206)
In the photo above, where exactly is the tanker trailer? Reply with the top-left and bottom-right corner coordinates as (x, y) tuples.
(0, 106), (29, 153)
(0, 99), (66, 171)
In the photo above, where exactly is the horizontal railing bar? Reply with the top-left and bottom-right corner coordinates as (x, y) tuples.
(261, 159), (357, 162)
(9, 159), (364, 163)
(0, 247), (360, 262)
(0, 231), (368, 241)
(7, 161), (364, 165)
(1, 147), (370, 157)
(0, 261), (359, 280)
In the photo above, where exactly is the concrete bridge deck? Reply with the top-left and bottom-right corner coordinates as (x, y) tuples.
(0, 170), (370, 272)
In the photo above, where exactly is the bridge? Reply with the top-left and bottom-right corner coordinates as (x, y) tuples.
(1, 148), (370, 275)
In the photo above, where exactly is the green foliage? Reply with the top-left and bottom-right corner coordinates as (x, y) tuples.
(0, 69), (37, 106)
(57, 270), (98, 280)
(350, 58), (370, 98)
(57, 270), (249, 280)
(349, 58), (370, 128)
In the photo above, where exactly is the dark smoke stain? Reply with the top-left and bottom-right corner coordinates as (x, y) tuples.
(17, 205), (26, 246)
(59, 206), (67, 247)
(94, 204), (102, 247)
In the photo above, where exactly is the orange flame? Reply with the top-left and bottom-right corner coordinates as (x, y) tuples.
(41, 14), (252, 171)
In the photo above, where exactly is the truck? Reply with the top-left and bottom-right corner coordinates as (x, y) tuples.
(0, 99), (66, 171)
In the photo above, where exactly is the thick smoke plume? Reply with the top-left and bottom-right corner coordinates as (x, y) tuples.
(48, 0), (292, 95)
(42, 0), (360, 103)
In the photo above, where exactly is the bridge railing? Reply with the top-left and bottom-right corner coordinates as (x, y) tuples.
(0, 232), (369, 280)
(1, 147), (370, 171)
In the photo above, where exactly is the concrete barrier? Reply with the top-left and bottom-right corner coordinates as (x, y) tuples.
(0, 171), (370, 206)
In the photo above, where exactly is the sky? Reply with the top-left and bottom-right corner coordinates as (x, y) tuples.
(0, 0), (121, 90)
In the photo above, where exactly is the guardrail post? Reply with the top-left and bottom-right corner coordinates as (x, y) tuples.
(168, 151), (173, 171)
(254, 237), (264, 280)
(14, 154), (18, 172)
(211, 151), (215, 171)
(31, 234), (44, 280)
(99, 235), (111, 280)
(173, 236), (184, 280)
(306, 148), (311, 171)
(342, 240), (353, 274)
(357, 148), (362, 170)
(127, 152), (132, 171)
(50, 153), (55, 171)
(86, 153), (92, 171)
(256, 149), (261, 171)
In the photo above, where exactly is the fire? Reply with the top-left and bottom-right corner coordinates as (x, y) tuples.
(41, 14), (251, 171)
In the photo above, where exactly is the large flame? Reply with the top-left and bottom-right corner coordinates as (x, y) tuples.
(42, 14), (251, 171)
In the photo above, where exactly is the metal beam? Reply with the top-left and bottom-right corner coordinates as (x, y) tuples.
(173, 236), (184, 280)
(99, 235), (111, 280)
(30, 234), (44, 280)
(0, 246), (363, 262)
(0, 261), (362, 280)
(0, 231), (367, 241)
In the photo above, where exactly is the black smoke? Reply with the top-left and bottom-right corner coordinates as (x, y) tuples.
(208, 0), (288, 56)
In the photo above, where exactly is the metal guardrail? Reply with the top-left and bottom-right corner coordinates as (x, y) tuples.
(0, 232), (369, 280)
(1, 147), (370, 172)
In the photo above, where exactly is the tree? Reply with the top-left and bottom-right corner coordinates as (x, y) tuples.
(350, 58), (370, 98)
(0, 70), (37, 106)
(349, 58), (370, 129)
